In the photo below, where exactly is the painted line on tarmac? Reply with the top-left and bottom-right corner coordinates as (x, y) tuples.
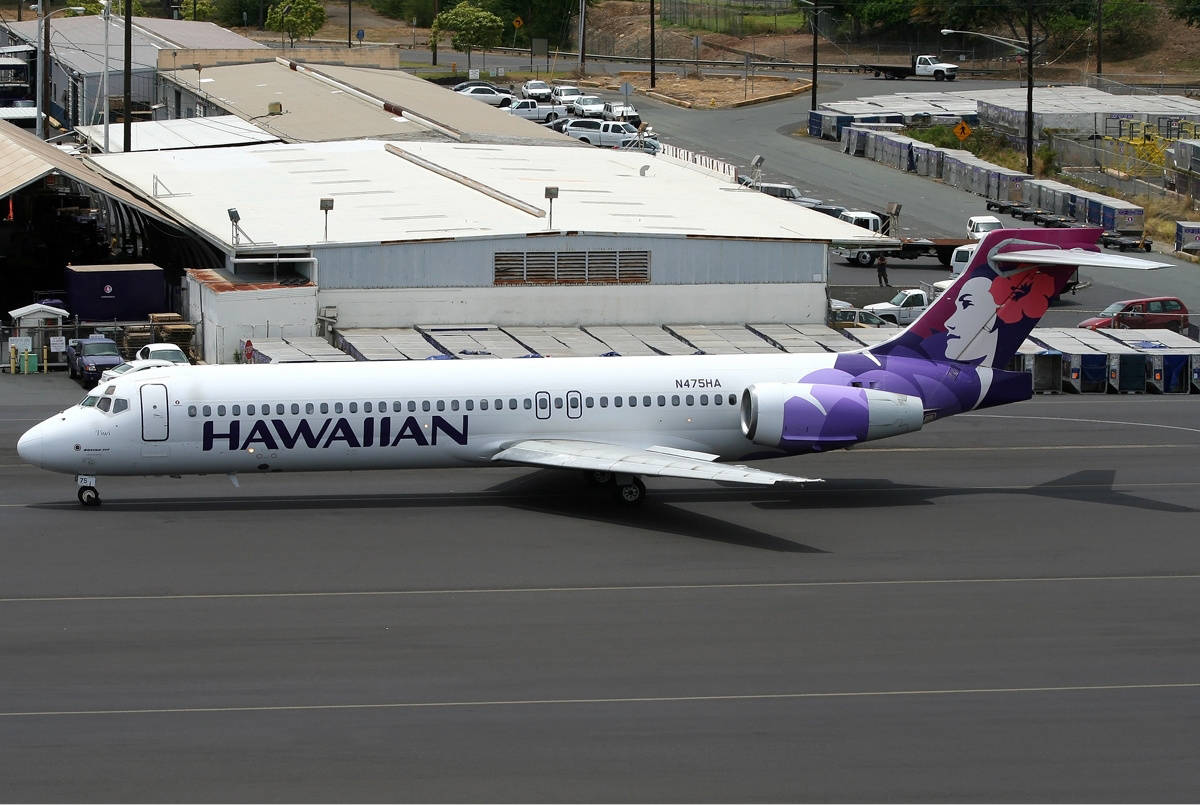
(2, 573), (1197, 604)
(963, 413), (1200, 435)
(2, 681), (1198, 718)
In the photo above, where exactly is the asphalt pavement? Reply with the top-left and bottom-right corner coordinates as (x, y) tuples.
(3, 373), (1200, 801)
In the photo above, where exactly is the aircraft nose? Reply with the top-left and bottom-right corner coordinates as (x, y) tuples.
(16, 427), (44, 467)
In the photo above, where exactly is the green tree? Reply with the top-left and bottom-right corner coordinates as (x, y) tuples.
(432, 1), (504, 68)
(179, 0), (218, 21)
(1101, 0), (1157, 56)
(213, 0), (261, 27)
(265, 0), (326, 46)
(77, 0), (148, 15)
(1167, 0), (1200, 24)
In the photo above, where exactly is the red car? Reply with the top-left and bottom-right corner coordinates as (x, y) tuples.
(1078, 296), (1190, 332)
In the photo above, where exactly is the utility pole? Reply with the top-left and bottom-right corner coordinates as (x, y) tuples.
(810, 7), (818, 111)
(649, 0), (656, 88)
(1096, 0), (1103, 76)
(1025, 0), (1034, 175)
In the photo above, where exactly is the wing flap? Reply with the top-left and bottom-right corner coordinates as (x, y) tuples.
(491, 439), (820, 486)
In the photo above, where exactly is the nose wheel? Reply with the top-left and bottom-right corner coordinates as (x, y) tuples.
(75, 475), (101, 507)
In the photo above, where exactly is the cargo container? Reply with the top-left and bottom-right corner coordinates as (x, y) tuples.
(65, 263), (166, 322)
(1178, 221), (1200, 252)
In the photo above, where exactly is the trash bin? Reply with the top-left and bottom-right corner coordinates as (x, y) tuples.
(21, 352), (38, 374)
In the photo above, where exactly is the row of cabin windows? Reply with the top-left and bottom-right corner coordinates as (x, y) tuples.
(186, 394), (740, 418)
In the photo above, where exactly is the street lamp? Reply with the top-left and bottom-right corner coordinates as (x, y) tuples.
(32, 3), (85, 140)
(942, 20), (1035, 176)
(100, 0), (110, 152)
(795, 0), (831, 113)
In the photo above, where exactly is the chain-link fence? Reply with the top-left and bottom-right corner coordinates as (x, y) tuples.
(1044, 132), (1197, 205)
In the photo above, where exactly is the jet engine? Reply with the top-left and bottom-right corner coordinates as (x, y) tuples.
(740, 382), (924, 451)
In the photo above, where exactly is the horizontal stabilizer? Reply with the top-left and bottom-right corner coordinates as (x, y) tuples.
(492, 439), (820, 486)
(992, 248), (1171, 271)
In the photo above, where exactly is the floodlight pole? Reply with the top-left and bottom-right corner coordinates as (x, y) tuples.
(102, 0), (110, 152)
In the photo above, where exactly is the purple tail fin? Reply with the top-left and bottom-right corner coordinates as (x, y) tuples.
(869, 227), (1102, 369)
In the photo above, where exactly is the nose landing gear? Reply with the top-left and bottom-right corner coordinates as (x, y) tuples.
(76, 475), (101, 507)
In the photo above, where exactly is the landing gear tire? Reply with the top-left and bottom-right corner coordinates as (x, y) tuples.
(77, 486), (100, 506)
(613, 477), (646, 506)
(584, 470), (614, 486)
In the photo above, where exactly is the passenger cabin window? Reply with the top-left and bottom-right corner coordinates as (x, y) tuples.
(349, 402), (358, 414)
(422, 401), (431, 412)
(232, 405), (241, 416)
(306, 403), (314, 414)
(393, 401), (402, 412)
(436, 400), (445, 412)
(203, 405), (212, 417)
(480, 400), (489, 411)
(276, 404), (285, 415)
(335, 403), (344, 414)
(247, 404), (256, 415)
(509, 399), (518, 410)
(217, 405), (227, 416)
(188, 405), (197, 417)
(320, 403), (329, 414)
(408, 401), (417, 412)
(364, 402), (373, 413)
(728, 394), (736, 405)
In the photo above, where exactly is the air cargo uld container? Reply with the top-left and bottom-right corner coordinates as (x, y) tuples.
(1176, 221), (1200, 252)
(1101, 202), (1144, 234)
(65, 263), (166, 322)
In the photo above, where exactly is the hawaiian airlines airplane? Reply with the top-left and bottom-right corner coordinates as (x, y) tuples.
(17, 228), (1168, 506)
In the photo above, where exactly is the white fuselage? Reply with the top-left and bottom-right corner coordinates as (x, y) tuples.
(20, 352), (850, 478)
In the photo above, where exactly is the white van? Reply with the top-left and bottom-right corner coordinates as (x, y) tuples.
(949, 243), (977, 277)
(967, 215), (1002, 240)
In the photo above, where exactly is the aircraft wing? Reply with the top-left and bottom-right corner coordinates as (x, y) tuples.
(992, 249), (1171, 271)
(491, 439), (820, 486)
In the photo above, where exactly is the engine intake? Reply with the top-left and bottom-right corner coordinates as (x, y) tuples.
(740, 382), (924, 451)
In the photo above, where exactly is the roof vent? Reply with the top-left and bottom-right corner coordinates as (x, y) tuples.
(267, 101), (283, 115)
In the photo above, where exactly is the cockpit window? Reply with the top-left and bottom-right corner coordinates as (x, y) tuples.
(114, 398), (129, 413)
(81, 395), (99, 407)
(104, 385), (116, 395)
(97, 397), (112, 413)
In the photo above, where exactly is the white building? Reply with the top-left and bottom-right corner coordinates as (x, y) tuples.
(87, 140), (887, 363)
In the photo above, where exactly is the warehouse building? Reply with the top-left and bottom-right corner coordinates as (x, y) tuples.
(85, 139), (886, 363)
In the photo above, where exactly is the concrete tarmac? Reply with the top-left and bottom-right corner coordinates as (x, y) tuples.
(2, 374), (1199, 801)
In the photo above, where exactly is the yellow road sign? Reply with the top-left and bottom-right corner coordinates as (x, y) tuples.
(513, 16), (523, 28)
(954, 120), (972, 141)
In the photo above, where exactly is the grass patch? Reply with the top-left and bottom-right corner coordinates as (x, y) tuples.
(740, 12), (810, 35)
(904, 125), (1032, 172)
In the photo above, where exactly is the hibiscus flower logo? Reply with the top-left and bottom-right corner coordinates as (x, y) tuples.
(989, 269), (1056, 324)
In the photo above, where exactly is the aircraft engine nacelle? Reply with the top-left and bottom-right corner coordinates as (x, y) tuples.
(740, 382), (924, 451)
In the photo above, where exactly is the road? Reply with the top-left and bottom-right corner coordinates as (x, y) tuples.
(3, 374), (1200, 801)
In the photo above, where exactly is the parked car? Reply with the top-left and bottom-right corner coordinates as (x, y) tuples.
(758, 182), (821, 207)
(1078, 296), (1190, 332)
(455, 86), (513, 107)
(67, 337), (123, 386)
(967, 215), (1002, 240)
(618, 136), (662, 155)
(452, 80), (502, 93)
(831, 308), (899, 329)
(508, 98), (570, 122)
(521, 79), (552, 100)
(550, 85), (583, 105)
(811, 203), (847, 218)
(542, 116), (577, 133)
(569, 95), (605, 117)
(99, 357), (176, 384)
(135, 342), (190, 364)
(564, 119), (654, 147)
(602, 101), (641, 125)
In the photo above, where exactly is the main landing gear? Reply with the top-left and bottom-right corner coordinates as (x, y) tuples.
(583, 470), (647, 506)
(76, 474), (101, 507)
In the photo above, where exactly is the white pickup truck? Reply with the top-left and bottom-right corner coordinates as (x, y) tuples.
(508, 98), (569, 122)
(864, 288), (936, 325)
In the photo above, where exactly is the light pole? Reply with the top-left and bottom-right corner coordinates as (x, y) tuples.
(794, 0), (831, 113)
(101, 0), (110, 152)
(941, 23), (1035, 176)
(33, 3), (84, 140)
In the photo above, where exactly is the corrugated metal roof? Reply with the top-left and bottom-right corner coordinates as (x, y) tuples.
(76, 114), (279, 152)
(87, 139), (891, 250)
(162, 59), (566, 144)
(4, 15), (264, 77)
(0, 123), (175, 224)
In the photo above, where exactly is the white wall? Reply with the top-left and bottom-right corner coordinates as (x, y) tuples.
(185, 275), (317, 363)
(318, 283), (827, 328)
